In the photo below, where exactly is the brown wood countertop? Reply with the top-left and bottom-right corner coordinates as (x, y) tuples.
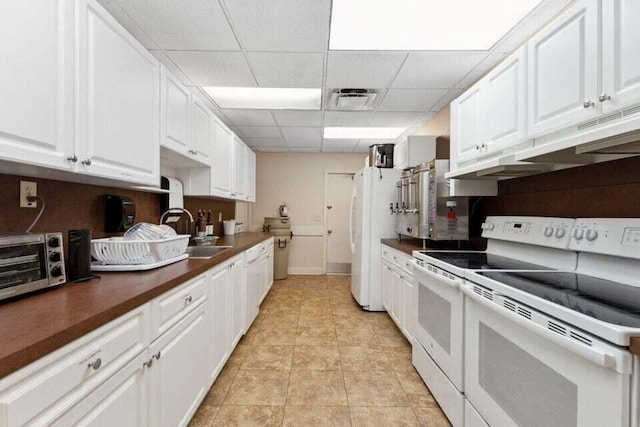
(0, 232), (273, 380)
(381, 237), (484, 256)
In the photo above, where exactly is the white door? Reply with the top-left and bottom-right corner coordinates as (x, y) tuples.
(390, 267), (403, 326)
(161, 67), (191, 156)
(258, 253), (268, 304)
(76, 0), (160, 186)
(266, 248), (274, 289)
(190, 96), (211, 164)
(50, 352), (148, 427)
(527, 0), (600, 137)
(212, 120), (233, 196)
(210, 266), (229, 383)
(148, 303), (210, 427)
(229, 258), (244, 349)
(326, 173), (355, 274)
(483, 46), (528, 154)
(451, 83), (483, 165)
(602, 0), (640, 113)
(0, 0), (74, 171)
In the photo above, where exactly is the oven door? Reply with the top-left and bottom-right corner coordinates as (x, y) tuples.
(0, 241), (48, 299)
(463, 283), (632, 427)
(413, 261), (464, 390)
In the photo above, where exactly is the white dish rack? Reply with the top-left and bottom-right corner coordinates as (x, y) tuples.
(91, 235), (190, 266)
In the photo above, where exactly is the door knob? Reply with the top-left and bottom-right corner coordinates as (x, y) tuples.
(327, 206), (332, 210)
(327, 230), (332, 234)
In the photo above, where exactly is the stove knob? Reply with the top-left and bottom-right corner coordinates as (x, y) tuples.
(49, 252), (62, 263)
(50, 266), (63, 277)
(481, 222), (494, 231)
(48, 237), (60, 248)
(586, 229), (598, 241)
(554, 228), (566, 238)
(543, 226), (554, 237)
(406, 226), (413, 233)
(573, 228), (584, 240)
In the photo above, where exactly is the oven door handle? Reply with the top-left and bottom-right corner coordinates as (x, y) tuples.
(462, 285), (624, 373)
(415, 263), (463, 289)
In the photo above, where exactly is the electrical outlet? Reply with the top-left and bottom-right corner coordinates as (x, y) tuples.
(20, 181), (37, 208)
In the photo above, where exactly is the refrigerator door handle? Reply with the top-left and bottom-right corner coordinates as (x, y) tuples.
(349, 186), (357, 254)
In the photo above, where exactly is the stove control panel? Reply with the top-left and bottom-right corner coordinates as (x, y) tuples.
(569, 218), (640, 259)
(482, 216), (575, 249)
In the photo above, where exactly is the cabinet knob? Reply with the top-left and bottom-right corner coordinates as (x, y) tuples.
(81, 158), (92, 166)
(583, 100), (594, 108)
(66, 155), (78, 163)
(143, 359), (153, 368)
(184, 295), (193, 305)
(475, 145), (480, 150)
(153, 351), (162, 360)
(598, 93), (611, 103)
(480, 143), (486, 149)
(327, 230), (332, 234)
(88, 358), (102, 370)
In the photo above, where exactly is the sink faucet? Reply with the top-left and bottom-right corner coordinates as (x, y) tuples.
(160, 207), (194, 225)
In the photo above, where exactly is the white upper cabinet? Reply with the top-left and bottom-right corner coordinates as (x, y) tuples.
(212, 119), (234, 197)
(527, 0), (600, 137)
(190, 96), (212, 163)
(483, 46), (528, 153)
(602, 0), (640, 113)
(246, 146), (256, 202)
(451, 82), (483, 164)
(161, 68), (191, 155)
(233, 135), (247, 200)
(0, 0), (74, 171)
(76, 0), (160, 186)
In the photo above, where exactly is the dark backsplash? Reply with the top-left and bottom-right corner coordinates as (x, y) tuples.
(0, 173), (235, 244)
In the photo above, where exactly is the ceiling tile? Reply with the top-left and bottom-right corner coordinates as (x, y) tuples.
(254, 146), (290, 152)
(369, 112), (424, 127)
(98, 0), (158, 49)
(112, 0), (239, 50)
(243, 137), (287, 147)
(223, 0), (329, 52)
(392, 52), (488, 89)
(288, 146), (321, 152)
(322, 139), (358, 152)
(280, 127), (322, 146)
(247, 52), (323, 88)
(167, 51), (256, 87)
(237, 126), (281, 138)
(271, 110), (322, 127)
(220, 109), (276, 126)
(323, 111), (373, 127)
(325, 52), (407, 88)
(378, 89), (449, 112)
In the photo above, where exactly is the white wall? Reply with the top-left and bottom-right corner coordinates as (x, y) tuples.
(249, 152), (367, 274)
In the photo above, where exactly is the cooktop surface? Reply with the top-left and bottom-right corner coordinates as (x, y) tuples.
(417, 251), (552, 271)
(477, 270), (640, 328)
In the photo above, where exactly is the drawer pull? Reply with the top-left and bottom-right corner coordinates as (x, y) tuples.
(88, 358), (102, 370)
(153, 351), (162, 361)
(184, 295), (193, 305)
(143, 358), (153, 368)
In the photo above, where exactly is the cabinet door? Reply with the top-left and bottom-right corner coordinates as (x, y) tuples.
(233, 136), (247, 199)
(391, 268), (403, 326)
(0, 0), (74, 171)
(190, 96), (212, 164)
(245, 146), (257, 202)
(245, 260), (260, 332)
(229, 258), (245, 349)
(212, 120), (233, 196)
(602, 0), (640, 112)
(76, 0), (160, 186)
(266, 250), (274, 290)
(451, 83), (483, 165)
(382, 261), (392, 312)
(402, 275), (415, 342)
(50, 352), (148, 427)
(148, 303), (209, 427)
(160, 68), (191, 156)
(527, 0), (600, 137)
(210, 266), (229, 383)
(258, 255), (268, 304)
(483, 46), (528, 153)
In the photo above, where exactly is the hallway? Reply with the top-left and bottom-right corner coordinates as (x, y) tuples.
(189, 275), (450, 426)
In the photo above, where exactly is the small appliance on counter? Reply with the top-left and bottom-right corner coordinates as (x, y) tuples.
(105, 195), (135, 232)
(223, 220), (236, 235)
(368, 144), (394, 168)
(0, 233), (66, 301)
(67, 229), (93, 282)
(393, 160), (468, 242)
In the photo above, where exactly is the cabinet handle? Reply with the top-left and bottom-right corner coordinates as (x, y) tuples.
(480, 143), (486, 149)
(184, 295), (193, 305)
(81, 158), (92, 166)
(88, 358), (102, 370)
(143, 359), (153, 368)
(66, 155), (78, 163)
(598, 93), (611, 103)
(153, 351), (162, 360)
(583, 100), (594, 108)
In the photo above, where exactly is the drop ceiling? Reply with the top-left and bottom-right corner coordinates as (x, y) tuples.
(98, 0), (573, 153)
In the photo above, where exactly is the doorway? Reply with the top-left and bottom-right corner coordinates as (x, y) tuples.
(324, 171), (355, 274)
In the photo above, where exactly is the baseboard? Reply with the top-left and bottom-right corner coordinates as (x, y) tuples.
(287, 267), (324, 275)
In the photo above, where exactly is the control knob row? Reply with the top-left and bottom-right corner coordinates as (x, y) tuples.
(543, 227), (566, 238)
(572, 229), (598, 241)
(481, 222), (494, 231)
(50, 266), (63, 277)
(49, 252), (62, 263)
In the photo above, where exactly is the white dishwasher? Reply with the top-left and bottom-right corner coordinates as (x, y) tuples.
(244, 244), (262, 332)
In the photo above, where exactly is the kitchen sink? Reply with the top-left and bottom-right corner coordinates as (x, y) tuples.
(185, 246), (233, 259)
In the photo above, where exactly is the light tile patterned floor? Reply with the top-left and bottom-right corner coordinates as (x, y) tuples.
(190, 275), (451, 427)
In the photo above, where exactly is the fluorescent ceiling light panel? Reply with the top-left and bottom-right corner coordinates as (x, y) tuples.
(203, 87), (321, 109)
(324, 127), (405, 139)
(330, 0), (542, 50)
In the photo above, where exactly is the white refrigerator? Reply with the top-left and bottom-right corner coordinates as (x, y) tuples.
(350, 167), (401, 311)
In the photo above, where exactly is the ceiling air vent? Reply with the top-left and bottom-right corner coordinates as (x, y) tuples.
(329, 89), (378, 110)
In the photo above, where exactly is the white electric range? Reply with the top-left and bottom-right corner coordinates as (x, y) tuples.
(411, 216), (578, 427)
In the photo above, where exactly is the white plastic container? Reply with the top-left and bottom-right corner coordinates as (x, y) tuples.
(91, 235), (190, 265)
(223, 220), (236, 235)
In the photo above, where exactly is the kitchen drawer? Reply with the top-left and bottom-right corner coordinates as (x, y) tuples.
(0, 304), (149, 427)
(151, 272), (208, 340)
(382, 244), (394, 262)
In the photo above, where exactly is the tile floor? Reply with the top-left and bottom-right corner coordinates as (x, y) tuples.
(190, 275), (451, 426)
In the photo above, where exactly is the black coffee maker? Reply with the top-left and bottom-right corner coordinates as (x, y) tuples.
(368, 144), (394, 168)
(104, 195), (136, 232)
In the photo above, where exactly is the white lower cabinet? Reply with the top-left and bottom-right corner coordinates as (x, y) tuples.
(148, 302), (210, 427)
(209, 265), (230, 384)
(381, 244), (414, 342)
(229, 256), (245, 349)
